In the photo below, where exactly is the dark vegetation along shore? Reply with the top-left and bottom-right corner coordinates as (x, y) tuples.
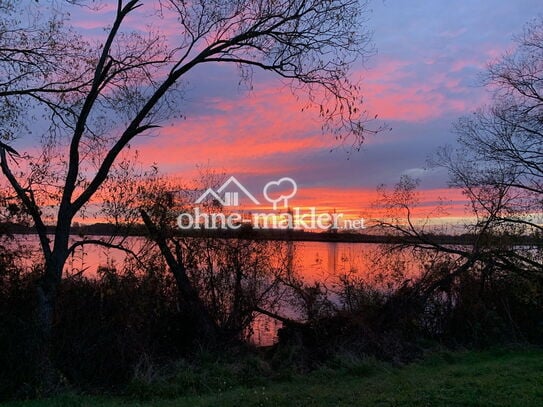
(1, 225), (542, 403)
(5, 221), (542, 246)
(1, 2), (543, 406)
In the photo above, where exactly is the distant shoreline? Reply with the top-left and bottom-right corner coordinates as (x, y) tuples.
(2, 222), (541, 246)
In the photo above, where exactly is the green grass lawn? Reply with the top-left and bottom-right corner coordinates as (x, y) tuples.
(6, 347), (543, 407)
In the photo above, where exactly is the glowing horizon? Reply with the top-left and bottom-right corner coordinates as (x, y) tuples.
(8, 1), (543, 227)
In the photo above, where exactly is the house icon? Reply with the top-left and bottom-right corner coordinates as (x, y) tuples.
(195, 176), (260, 207)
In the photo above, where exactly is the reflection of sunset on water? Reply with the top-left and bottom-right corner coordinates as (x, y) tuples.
(60, 239), (388, 282)
(1, 0), (541, 398)
(48, 237), (421, 346)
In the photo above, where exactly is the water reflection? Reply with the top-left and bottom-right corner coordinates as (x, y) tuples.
(12, 236), (394, 346)
(293, 241), (378, 280)
(48, 239), (383, 283)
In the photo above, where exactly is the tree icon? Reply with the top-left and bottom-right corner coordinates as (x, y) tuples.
(263, 178), (298, 210)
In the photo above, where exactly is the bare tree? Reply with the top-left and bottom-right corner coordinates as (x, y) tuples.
(0, 0), (375, 384)
(377, 17), (543, 276)
(126, 170), (292, 342)
(369, 20), (543, 343)
(432, 17), (543, 274)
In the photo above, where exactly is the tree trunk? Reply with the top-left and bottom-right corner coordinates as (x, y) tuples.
(140, 210), (219, 343)
(33, 251), (65, 394)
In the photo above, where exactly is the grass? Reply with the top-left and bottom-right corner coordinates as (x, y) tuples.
(5, 347), (543, 407)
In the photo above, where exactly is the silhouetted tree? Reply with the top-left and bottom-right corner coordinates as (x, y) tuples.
(376, 18), (543, 286)
(372, 19), (543, 345)
(0, 0), (376, 387)
(433, 17), (543, 274)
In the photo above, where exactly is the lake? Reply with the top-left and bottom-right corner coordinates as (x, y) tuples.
(10, 235), (419, 346)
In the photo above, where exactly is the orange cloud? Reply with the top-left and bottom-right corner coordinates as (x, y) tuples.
(134, 86), (331, 169)
(358, 57), (487, 122)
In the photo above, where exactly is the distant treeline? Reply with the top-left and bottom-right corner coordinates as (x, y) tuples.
(1, 221), (541, 246)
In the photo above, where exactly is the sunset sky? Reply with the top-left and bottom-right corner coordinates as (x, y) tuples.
(19, 1), (543, 223)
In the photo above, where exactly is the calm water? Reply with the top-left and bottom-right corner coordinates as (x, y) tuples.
(13, 237), (385, 280)
(11, 236), (413, 345)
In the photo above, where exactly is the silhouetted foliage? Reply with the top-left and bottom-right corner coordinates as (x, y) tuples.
(367, 19), (543, 356)
(0, 0), (376, 390)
